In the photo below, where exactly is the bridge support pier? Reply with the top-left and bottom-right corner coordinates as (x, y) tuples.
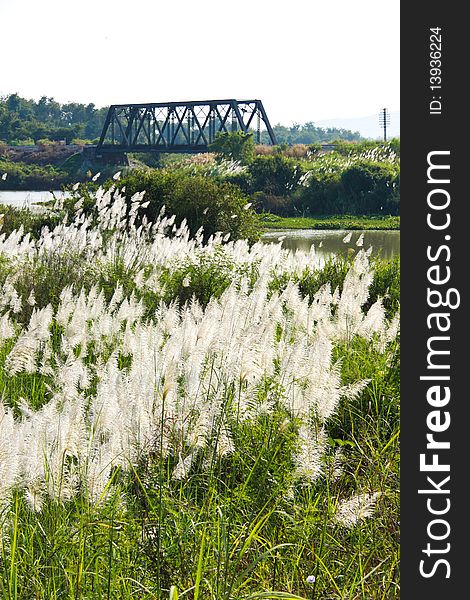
(82, 146), (129, 166)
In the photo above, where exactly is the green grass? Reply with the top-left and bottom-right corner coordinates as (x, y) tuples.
(0, 271), (399, 600)
(0, 206), (400, 599)
(260, 214), (400, 231)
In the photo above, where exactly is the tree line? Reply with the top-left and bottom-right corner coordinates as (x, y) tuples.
(0, 94), (108, 144)
(0, 93), (363, 146)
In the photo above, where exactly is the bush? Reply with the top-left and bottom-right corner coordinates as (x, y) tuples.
(8, 139), (36, 146)
(366, 255), (400, 318)
(296, 159), (399, 216)
(209, 131), (255, 163)
(117, 169), (261, 243)
(4, 251), (97, 324)
(296, 170), (342, 214)
(239, 154), (305, 197)
(0, 158), (70, 190)
(252, 192), (295, 216)
(158, 249), (256, 308)
(340, 161), (399, 213)
(0, 204), (62, 238)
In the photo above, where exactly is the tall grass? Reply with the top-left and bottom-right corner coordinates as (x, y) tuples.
(0, 185), (399, 599)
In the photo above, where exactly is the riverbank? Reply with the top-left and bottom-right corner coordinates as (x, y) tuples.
(260, 213), (400, 230)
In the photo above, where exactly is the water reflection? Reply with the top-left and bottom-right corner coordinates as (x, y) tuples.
(0, 190), (70, 208)
(261, 229), (400, 259)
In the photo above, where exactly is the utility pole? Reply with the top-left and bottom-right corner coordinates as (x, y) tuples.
(379, 108), (390, 141)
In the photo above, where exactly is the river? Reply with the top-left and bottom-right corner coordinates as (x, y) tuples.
(0, 190), (70, 208)
(261, 229), (400, 259)
(1, 191), (399, 259)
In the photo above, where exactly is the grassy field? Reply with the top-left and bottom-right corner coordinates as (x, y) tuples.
(0, 187), (400, 599)
(260, 214), (400, 231)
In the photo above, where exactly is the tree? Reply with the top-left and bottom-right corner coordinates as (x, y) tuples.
(209, 131), (255, 163)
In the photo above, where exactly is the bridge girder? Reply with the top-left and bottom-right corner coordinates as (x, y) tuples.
(95, 99), (277, 155)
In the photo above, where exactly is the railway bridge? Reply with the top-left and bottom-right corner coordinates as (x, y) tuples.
(88, 99), (277, 159)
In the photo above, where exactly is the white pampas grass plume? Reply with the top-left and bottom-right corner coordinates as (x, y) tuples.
(342, 232), (352, 243)
(334, 491), (381, 528)
(27, 290), (36, 306)
(172, 452), (195, 480)
(356, 233), (364, 247)
(6, 305), (53, 374)
(0, 312), (15, 341)
(293, 426), (326, 483)
(331, 447), (345, 481)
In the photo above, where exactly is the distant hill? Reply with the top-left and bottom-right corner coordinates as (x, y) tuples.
(316, 111), (400, 140)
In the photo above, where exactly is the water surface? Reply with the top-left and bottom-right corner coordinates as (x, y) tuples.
(261, 229), (400, 259)
(0, 190), (70, 208)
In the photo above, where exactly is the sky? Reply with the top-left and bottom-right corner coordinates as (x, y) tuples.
(0, 0), (399, 126)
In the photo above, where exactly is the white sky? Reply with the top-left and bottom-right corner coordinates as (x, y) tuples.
(0, 0), (399, 125)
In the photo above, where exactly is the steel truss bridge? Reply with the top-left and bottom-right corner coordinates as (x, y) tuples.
(94, 99), (277, 156)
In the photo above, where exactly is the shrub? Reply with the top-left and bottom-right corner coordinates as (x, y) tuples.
(117, 169), (261, 243)
(340, 161), (399, 213)
(0, 158), (70, 190)
(254, 144), (311, 159)
(158, 249), (257, 308)
(0, 204), (62, 238)
(296, 170), (342, 214)
(297, 159), (399, 216)
(209, 131), (255, 163)
(252, 192), (295, 216)
(241, 154), (305, 197)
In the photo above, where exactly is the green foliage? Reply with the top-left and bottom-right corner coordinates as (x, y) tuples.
(243, 155), (305, 197)
(0, 251), (97, 324)
(158, 250), (258, 309)
(0, 157), (70, 190)
(366, 255), (400, 318)
(332, 139), (400, 157)
(270, 254), (400, 319)
(259, 213), (400, 230)
(332, 336), (400, 440)
(118, 169), (261, 243)
(0, 204), (59, 238)
(217, 143), (401, 217)
(340, 160), (399, 213)
(269, 255), (352, 304)
(230, 155), (306, 215)
(0, 94), (107, 144)
(261, 121), (363, 145)
(296, 158), (400, 216)
(209, 131), (255, 163)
